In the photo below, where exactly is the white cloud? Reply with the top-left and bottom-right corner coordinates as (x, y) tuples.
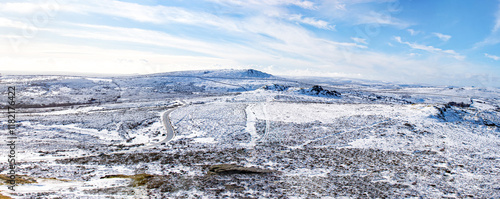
(1, 0), (496, 86)
(329, 0), (398, 5)
(0, 42), (240, 75)
(1, 16), (366, 74)
(0, 17), (29, 29)
(394, 36), (465, 60)
(208, 0), (316, 10)
(351, 37), (368, 44)
(356, 11), (411, 28)
(475, 2), (500, 47)
(0, 2), (41, 14)
(288, 14), (335, 30)
(393, 36), (402, 43)
(284, 0), (316, 9)
(494, 3), (500, 32)
(485, 53), (500, 61)
(475, 35), (500, 48)
(49, 0), (240, 33)
(433, 32), (451, 42)
(327, 40), (367, 48)
(335, 3), (346, 10)
(407, 29), (419, 36)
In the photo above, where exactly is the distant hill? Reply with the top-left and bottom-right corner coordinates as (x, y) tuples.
(155, 69), (273, 79)
(201, 69), (273, 78)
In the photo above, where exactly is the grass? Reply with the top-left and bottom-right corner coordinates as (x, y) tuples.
(0, 175), (36, 184)
(0, 192), (12, 199)
(41, 177), (71, 182)
(100, 173), (197, 193)
(101, 174), (155, 187)
(0, 175), (70, 185)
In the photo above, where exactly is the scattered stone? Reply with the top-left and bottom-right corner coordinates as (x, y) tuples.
(413, 149), (437, 155)
(263, 84), (290, 91)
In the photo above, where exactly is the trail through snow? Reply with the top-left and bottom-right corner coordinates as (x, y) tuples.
(242, 104), (260, 148)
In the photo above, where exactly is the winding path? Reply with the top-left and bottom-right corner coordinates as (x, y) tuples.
(118, 105), (182, 153)
(157, 108), (177, 146)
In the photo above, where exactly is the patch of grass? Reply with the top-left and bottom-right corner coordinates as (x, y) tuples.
(41, 177), (71, 182)
(0, 175), (36, 184)
(0, 192), (12, 199)
(101, 174), (155, 187)
(101, 173), (198, 193)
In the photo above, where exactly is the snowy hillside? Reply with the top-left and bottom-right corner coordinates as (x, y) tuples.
(0, 69), (499, 198)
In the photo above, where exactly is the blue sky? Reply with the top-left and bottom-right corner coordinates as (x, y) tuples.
(0, 0), (499, 87)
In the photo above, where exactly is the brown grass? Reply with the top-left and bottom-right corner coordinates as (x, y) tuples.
(101, 174), (155, 187)
(0, 192), (12, 199)
(0, 175), (36, 184)
(41, 177), (71, 182)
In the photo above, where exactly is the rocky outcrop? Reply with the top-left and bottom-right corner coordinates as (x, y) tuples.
(299, 85), (341, 98)
(208, 164), (277, 175)
(263, 84), (290, 91)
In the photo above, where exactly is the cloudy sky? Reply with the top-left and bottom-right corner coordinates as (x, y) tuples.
(0, 0), (499, 86)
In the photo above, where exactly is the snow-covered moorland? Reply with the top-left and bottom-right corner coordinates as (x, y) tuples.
(0, 69), (499, 198)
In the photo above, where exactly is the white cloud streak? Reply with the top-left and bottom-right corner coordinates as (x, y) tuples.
(1, 0), (496, 86)
(288, 14), (335, 30)
(356, 11), (411, 28)
(351, 37), (368, 44)
(485, 53), (500, 61)
(0, 2), (38, 14)
(0, 42), (240, 74)
(62, 0), (241, 31)
(208, 0), (317, 10)
(0, 17), (29, 29)
(475, 1), (500, 47)
(407, 29), (419, 36)
(395, 36), (464, 60)
(494, 2), (500, 32)
(433, 32), (451, 41)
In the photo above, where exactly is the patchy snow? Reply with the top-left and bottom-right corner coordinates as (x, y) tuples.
(286, 168), (331, 177)
(193, 137), (216, 144)
(1, 69), (499, 198)
(250, 103), (437, 124)
(241, 104), (260, 148)
(86, 77), (113, 83)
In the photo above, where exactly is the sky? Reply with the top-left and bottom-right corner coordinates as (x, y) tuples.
(0, 0), (499, 87)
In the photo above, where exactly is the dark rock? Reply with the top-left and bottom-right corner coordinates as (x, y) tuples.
(413, 150), (437, 155)
(483, 120), (499, 127)
(263, 84), (290, 91)
(446, 101), (470, 108)
(245, 69), (273, 78)
(208, 164), (276, 175)
(224, 184), (245, 191)
(299, 85), (341, 97)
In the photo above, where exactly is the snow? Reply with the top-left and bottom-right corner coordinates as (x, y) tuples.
(86, 77), (113, 83)
(241, 104), (260, 148)
(250, 103), (437, 124)
(286, 168), (331, 177)
(1, 69), (499, 198)
(193, 137), (216, 144)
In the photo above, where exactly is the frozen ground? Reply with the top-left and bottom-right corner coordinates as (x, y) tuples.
(0, 69), (499, 198)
